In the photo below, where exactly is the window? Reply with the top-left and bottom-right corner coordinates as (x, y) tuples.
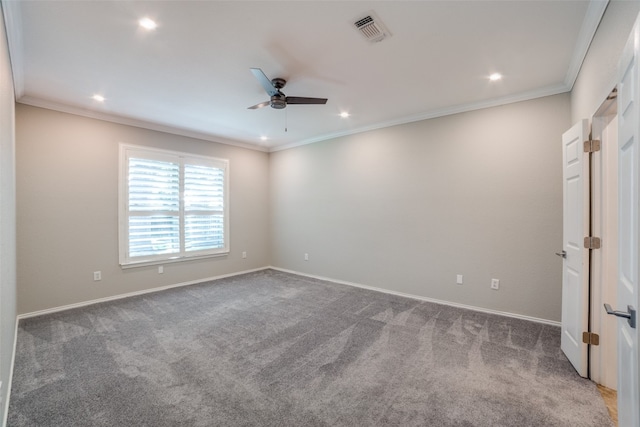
(119, 144), (229, 266)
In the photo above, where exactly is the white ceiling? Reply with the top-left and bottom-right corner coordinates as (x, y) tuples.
(2, 1), (607, 152)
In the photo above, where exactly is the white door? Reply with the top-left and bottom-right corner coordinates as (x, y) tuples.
(613, 17), (640, 427)
(561, 119), (590, 377)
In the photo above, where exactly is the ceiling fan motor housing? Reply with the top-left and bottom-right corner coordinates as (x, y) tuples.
(270, 93), (287, 109)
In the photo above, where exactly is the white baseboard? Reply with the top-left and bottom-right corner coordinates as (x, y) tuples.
(269, 266), (561, 327)
(17, 267), (270, 320)
(3, 315), (18, 427)
(7, 264), (559, 426)
(17, 266), (561, 327)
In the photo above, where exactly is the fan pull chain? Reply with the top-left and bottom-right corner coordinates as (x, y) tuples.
(285, 108), (288, 132)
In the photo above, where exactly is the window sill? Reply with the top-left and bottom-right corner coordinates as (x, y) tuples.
(120, 251), (229, 269)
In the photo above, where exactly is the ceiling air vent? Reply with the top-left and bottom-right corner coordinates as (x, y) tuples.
(353, 12), (390, 43)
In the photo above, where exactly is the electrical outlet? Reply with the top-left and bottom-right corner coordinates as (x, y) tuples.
(242, 251), (247, 259)
(158, 265), (164, 274)
(93, 271), (102, 281)
(491, 278), (500, 290)
(456, 274), (463, 285)
(304, 253), (309, 261)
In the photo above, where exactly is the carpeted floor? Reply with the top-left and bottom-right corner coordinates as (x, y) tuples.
(8, 269), (612, 426)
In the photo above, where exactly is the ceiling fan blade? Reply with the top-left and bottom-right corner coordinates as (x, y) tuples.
(247, 100), (271, 110)
(250, 68), (279, 97)
(286, 96), (328, 105)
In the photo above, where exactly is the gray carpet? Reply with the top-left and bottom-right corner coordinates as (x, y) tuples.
(8, 269), (612, 426)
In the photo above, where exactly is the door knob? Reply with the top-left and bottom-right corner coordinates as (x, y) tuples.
(604, 304), (636, 329)
(555, 250), (567, 258)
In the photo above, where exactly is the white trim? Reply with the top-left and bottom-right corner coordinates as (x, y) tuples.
(5, 2), (606, 155)
(2, 316), (18, 427)
(16, 97), (269, 153)
(15, 265), (561, 327)
(7, 264), (558, 423)
(590, 108), (619, 389)
(1, 0), (24, 99)
(119, 251), (229, 270)
(270, 83), (570, 152)
(17, 267), (269, 320)
(564, 0), (609, 90)
(118, 144), (230, 266)
(269, 267), (561, 327)
(19, 84), (571, 155)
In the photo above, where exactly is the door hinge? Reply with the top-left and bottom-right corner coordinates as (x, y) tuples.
(583, 139), (601, 153)
(584, 236), (601, 249)
(582, 332), (600, 345)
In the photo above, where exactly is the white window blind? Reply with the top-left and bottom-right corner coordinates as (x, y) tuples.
(120, 145), (229, 266)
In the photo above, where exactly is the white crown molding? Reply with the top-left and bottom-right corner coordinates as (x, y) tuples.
(17, 96), (271, 153)
(18, 83), (571, 155)
(270, 267), (561, 327)
(8, 1), (603, 155)
(270, 83), (570, 152)
(1, 0), (25, 99)
(563, 0), (609, 89)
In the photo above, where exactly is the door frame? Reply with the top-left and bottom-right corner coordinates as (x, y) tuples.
(589, 90), (619, 389)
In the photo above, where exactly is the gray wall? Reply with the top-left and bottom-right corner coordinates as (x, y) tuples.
(571, 0), (640, 122)
(16, 105), (270, 314)
(270, 94), (570, 322)
(0, 4), (17, 421)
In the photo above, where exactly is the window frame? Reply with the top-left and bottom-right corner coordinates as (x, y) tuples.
(119, 144), (229, 268)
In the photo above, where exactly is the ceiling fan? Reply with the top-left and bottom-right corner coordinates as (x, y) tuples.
(247, 68), (328, 110)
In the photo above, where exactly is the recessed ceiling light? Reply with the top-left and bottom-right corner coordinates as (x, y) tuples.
(92, 94), (105, 102)
(139, 17), (157, 30)
(489, 73), (503, 82)
(260, 136), (268, 141)
(340, 112), (350, 118)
